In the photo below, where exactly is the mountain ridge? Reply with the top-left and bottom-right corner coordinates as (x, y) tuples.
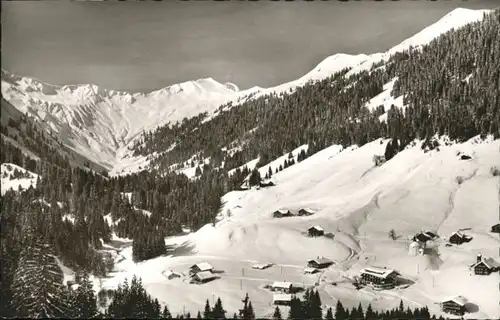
(0, 7), (491, 173)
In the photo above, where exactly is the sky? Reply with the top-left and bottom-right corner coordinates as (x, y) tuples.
(2, 0), (498, 93)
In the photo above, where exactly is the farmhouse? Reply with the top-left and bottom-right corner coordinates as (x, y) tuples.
(304, 267), (319, 274)
(273, 294), (293, 306)
(190, 271), (219, 284)
(189, 262), (214, 275)
(252, 263), (273, 270)
(307, 257), (334, 269)
(273, 209), (293, 218)
(308, 225), (324, 237)
(439, 296), (468, 316)
(298, 208), (315, 216)
(471, 254), (500, 275)
(412, 231), (438, 248)
(163, 269), (182, 280)
(270, 281), (293, 293)
(491, 223), (500, 233)
(449, 231), (472, 245)
(359, 266), (400, 290)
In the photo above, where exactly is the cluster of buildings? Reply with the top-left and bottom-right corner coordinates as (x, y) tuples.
(273, 208), (315, 218)
(188, 262), (220, 284)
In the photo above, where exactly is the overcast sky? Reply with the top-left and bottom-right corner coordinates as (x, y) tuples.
(2, 0), (498, 92)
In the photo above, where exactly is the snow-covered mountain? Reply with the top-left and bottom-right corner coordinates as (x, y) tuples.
(0, 8), (491, 174)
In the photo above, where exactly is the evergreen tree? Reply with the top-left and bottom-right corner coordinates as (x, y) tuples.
(163, 305), (173, 319)
(73, 272), (98, 318)
(273, 305), (282, 320)
(248, 169), (261, 187)
(325, 307), (334, 320)
(203, 299), (212, 319)
(334, 300), (346, 320)
(365, 304), (376, 320)
(212, 297), (226, 319)
(11, 238), (73, 318)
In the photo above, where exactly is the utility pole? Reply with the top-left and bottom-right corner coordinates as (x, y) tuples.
(240, 279), (242, 291)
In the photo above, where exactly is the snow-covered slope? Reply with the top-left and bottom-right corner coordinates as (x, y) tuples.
(1, 8), (491, 175)
(96, 135), (500, 318)
(1, 163), (39, 195)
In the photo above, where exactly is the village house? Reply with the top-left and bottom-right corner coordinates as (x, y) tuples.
(307, 257), (334, 269)
(412, 231), (438, 248)
(308, 225), (324, 237)
(298, 208), (315, 216)
(273, 209), (293, 218)
(273, 294), (294, 306)
(304, 267), (320, 274)
(359, 266), (400, 290)
(189, 262), (214, 275)
(190, 271), (219, 284)
(491, 223), (500, 234)
(449, 231), (472, 245)
(163, 269), (182, 280)
(471, 254), (500, 275)
(270, 281), (293, 293)
(439, 296), (468, 316)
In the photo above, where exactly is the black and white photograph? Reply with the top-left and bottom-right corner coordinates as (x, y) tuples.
(1, 0), (499, 319)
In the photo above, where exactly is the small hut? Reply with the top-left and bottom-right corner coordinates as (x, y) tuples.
(273, 294), (293, 306)
(190, 271), (218, 284)
(273, 209), (293, 218)
(307, 257), (333, 269)
(449, 231), (472, 245)
(439, 296), (468, 316)
(308, 225), (324, 237)
(163, 270), (182, 280)
(298, 208), (315, 216)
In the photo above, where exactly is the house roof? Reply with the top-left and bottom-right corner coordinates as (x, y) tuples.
(275, 209), (291, 214)
(440, 296), (468, 307)
(300, 208), (315, 213)
(415, 233), (432, 242)
(308, 257), (333, 265)
(271, 281), (293, 289)
(360, 266), (399, 279)
(304, 267), (319, 273)
(193, 271), (217, 281)
(164, 270), (181, 277)
(450, 231), (471, 239)
(472, 257), (500, 269)
(309, 225), (324, 232)
(191, 262), (214, 271)
(273, 294), (293, 302)
(492, 223), (500, 228)
(423, 231), (438, 239)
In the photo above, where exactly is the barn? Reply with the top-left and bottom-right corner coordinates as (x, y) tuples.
(189, 262), (214, 275)
(273, 294), (293, 306)
(472, 254), (500, 275)
(190, 271), (218, 284)
(304, 267), (319, 274)
(298, 208), (315, 216)
(308, 225), (324, 237)
(449, 231), (472, 245)
(273, 209), (293, 218)
(491, 223), (500, 234)
(163, 269), (182, 280)
(270, 281), (293, 293)
(359, 266), (400, 290)
(439, 296), (468, 316)
(307, 257), (333, 269)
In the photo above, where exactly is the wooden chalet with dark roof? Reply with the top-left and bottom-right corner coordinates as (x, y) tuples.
(273, 209), (292, 218)
(449, 231), (472, 245)
(471, 254), (500, 275)
(298, 208), (315, 216)
(439, 296), (468, 316)
(308, 225), (324, 237)
(307, 257), (333, 269)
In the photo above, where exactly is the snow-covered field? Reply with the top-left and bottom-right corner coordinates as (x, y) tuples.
(1, 8), (491, 176)
(1, 163), (39, 195)
(93, 136), (500, 319)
